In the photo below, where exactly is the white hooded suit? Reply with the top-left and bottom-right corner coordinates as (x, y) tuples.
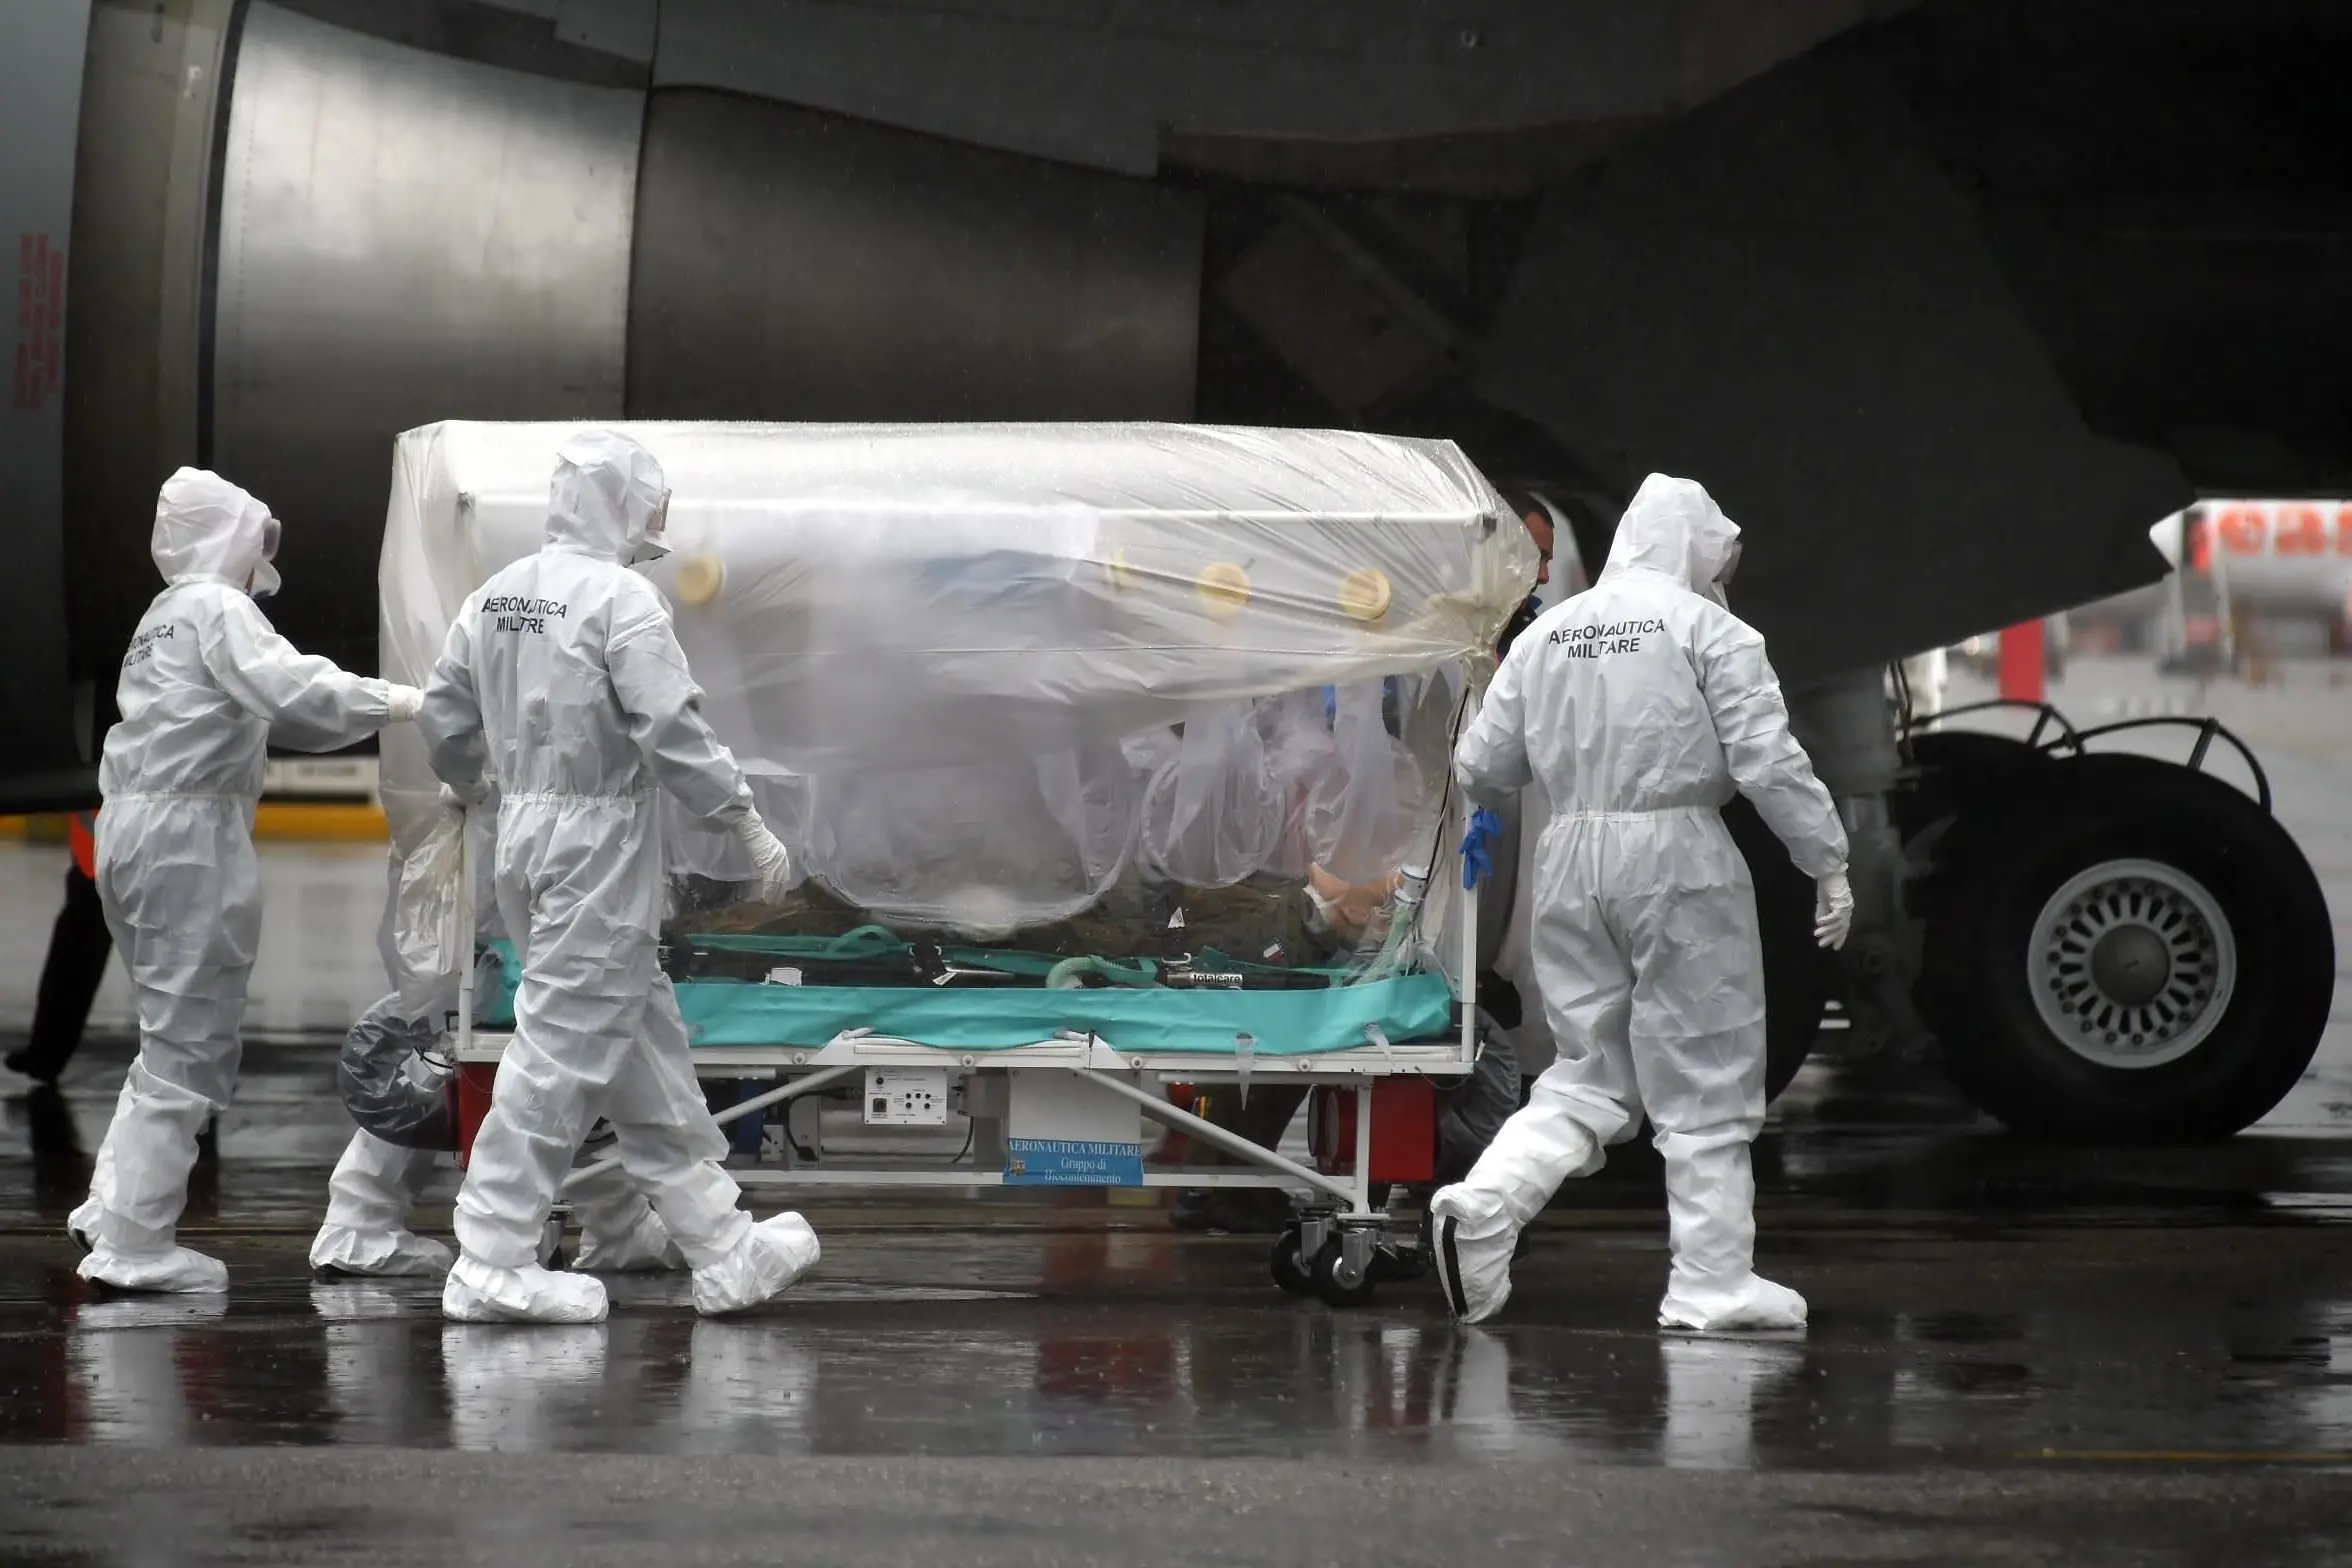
(419, 430), (815, 1323)
(1432, 475), (1847, 1332)
(72, 469), (409, 1292)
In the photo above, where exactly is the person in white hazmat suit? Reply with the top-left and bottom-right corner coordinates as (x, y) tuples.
(1429, 474), (1855, 1333)
(308, 992), (686, 1278)
(67, 469), (425, 1293)
(417, 429), (814, 1324)
(310, 833), (691, 1278)
(310, 1122), (686, 1277)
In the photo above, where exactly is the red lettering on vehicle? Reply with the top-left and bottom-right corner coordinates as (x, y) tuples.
(2218, 505), (2266, 555)
(2275, 505), (2328, 555)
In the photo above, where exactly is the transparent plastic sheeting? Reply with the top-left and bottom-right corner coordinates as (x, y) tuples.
(379, 421), (1532, 936)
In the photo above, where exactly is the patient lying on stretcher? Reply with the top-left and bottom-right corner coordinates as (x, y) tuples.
(674, 858), (1405, 976)
(670, 682), (1438, 975)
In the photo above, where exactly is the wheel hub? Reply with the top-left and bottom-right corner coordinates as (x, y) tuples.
(2027, 858), (2236, 1070)
(2088, 925), (2172, 1008)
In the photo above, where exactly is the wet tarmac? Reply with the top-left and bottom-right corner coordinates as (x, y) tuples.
(4, 1035), (2352, 1563)
(5, 1156), (2352, 1469)
(2, 657), (2350, 1562)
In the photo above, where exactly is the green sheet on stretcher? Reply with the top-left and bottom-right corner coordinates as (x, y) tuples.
(474, 941), (1455, 1055)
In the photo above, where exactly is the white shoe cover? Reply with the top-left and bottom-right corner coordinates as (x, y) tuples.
(571, 1208), (685, 1274)
(443, 1255), (608, 1324)
(78, 1244), (228, 1294)
(66, 1196), (99, 1254)
(1659, 1272), (1808, 1335)
(691, 1213), (819, 1316)
(1429, 1186), (1517, 1325)
(310, 1224), (454, 1277)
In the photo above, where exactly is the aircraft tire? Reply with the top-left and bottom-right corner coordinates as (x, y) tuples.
(1916, 753), (2330, 1142)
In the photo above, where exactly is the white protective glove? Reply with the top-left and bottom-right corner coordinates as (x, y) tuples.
(439, 779), (491, 811)
(385, 683), (425, 722)
(1814, 869), (1855, 951)
(729, 813), (795, 904)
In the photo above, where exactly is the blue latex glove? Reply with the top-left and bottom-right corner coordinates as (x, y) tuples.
(1459, 807), (1504, 889)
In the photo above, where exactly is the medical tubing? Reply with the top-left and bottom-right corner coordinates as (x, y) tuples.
(1046, 954), (1162, 989)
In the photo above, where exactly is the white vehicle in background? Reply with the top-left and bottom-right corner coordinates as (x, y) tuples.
(1951, 501), (2352, 678)
(2149, 500), (2352, 657)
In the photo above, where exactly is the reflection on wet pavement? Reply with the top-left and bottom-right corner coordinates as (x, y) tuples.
(4, 1211), (2351, 1470)
(6, 1029), (2352, 1476)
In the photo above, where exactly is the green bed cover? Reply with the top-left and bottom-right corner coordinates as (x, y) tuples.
(476, 935), (1455, 1055)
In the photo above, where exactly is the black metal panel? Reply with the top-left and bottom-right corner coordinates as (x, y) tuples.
(1475, 50), (2191, 683)
(627, 90), (1202, 423)
(1888, 0), (2352, 491)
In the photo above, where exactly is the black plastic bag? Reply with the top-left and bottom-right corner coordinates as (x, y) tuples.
(338, 993), (457, 1151)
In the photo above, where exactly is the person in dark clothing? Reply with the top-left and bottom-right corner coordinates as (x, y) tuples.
(7, 811), (113, 1086)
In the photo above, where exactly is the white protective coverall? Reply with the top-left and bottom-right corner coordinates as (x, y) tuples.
(1431, 475), (1849, 1333)
(309, 1126), (685, 1277)
(69, 469), (419, 1292)
(419, 430), (815, 1323)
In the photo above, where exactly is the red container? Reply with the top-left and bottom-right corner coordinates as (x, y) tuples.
(456, 1063), (499, 1168)
(1308, 1077), (1438, 1183)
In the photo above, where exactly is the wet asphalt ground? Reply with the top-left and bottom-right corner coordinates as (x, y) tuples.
(2, 1116), (2350, 1566)
(1, 657), (2350, 1564)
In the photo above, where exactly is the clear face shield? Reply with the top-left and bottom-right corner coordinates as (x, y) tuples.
(248, 514), (284, 599)
(1705, 538), (1742, 608)
(628, 488), (674, 566)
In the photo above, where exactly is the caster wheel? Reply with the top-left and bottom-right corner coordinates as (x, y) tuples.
(1269, 1229), (1318, 1297)
(1312, 1239), (1379, 1308)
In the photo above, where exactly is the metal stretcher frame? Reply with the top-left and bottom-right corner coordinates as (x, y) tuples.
(451, 693), (1485, 1229)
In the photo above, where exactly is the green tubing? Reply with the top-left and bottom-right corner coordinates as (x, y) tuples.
(821, 925), (905, 957)
(1046, 954), (1162, 990)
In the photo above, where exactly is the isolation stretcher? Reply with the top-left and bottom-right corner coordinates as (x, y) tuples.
(376, 420), (1533, 1303)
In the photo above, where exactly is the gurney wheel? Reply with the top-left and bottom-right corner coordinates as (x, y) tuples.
(1269, 1229), (1318, 1297)
(1311, 1240), (1378, 1309)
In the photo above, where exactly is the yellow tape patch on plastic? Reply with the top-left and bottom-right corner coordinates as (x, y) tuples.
(1337, 568), (1392, 622)
(1196, 561), (1252, 619)
(672, 554), (727, 608)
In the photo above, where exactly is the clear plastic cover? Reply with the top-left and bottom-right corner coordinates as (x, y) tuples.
(380, 421), (1531, 973)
